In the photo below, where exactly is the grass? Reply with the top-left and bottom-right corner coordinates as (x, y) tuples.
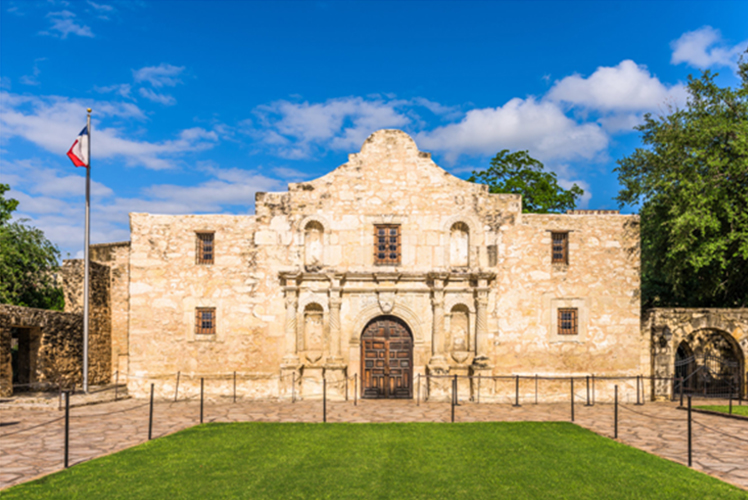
(694, 405), (748, 417)
(2, 422), (746, 500)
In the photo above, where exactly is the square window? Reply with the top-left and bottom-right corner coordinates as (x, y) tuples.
(196, 232), (215, 265)
(551, 232), (568, 264)
(195, 307), (216, 335)
(557, 308), (577, 335)
(374, 225), (400, 265)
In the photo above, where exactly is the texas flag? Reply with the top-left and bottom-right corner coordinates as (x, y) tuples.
(67, 126), (89, 167)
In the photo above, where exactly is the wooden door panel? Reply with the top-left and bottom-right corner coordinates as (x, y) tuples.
(361, 317), (413, 399)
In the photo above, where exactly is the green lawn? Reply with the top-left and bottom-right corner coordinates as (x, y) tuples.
(3, 422), (746, 499)
(695, 405), (748, 417)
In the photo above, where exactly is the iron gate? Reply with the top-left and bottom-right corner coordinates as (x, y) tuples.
(674, 354), (742, 398)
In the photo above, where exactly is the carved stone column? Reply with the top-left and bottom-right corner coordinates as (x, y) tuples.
(430, 277), (446, 361)
(280, 278), (301, 401)
(474, 278), (490, 364)
(328, 290), (342, 360)
(324, 275), (346, 400)
(283, 290), (299, 362)
(427, 275), (450, 401)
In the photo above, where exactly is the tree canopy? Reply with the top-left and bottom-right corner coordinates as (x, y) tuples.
(615, 55), (748, 308)
(468, 150), (584, 214)
(0, 184), (64, 310)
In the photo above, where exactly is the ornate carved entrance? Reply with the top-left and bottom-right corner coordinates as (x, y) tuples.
(361, 316), (413, 399)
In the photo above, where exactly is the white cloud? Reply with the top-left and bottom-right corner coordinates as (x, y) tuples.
(94, 83), (132, 99)
(546, 60), (688, 112)
(249, 96), (411, 158)
(20, 58), (46, 87)
(87, 1), (113, 12)
(416, 97), (609, 163)
(42, 10), (94, 38)
(133, 63), (185, 88)
(139, 87), (176, 105)
(671, 26), (747, 69)
(0, 92), (217, 170)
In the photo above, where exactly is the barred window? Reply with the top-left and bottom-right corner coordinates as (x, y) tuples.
(196, 232), (214, 265)
(558, 308), (578, 335)
(374, 225), (401, 265)
(195, 308), (216, 335)
(551, 232), (568, 264)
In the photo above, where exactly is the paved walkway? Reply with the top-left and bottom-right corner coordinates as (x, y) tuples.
(2, 397), (747, 491)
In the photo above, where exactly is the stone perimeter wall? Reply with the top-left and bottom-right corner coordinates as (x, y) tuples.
(126, 130), (644, 402)
(646, 308), (748, 399)
(0, 305), (81, 396)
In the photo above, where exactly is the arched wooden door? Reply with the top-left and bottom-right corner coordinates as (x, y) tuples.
(361, 316), (413, 399)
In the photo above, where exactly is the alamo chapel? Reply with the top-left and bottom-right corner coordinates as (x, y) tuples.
(4, 129), (745, 402)
(108, 128), (645, 401)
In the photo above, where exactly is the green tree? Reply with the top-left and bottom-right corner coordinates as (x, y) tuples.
(468, 150), (584, 213)
(615, 55), (748, 308)
(0, 184), (64, 310)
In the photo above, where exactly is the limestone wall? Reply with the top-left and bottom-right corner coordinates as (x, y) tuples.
(0, 305), (83, 396)
(125, 129), (644, 401)
(90, 242), (130, 380)
(127, 214), (277, 398)
(61, 259), (112, 384)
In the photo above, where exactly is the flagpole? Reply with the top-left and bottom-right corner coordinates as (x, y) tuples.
(83, 108), (91, 393)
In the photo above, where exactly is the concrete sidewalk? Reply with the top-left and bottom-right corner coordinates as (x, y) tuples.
(2, 398), (747, 491)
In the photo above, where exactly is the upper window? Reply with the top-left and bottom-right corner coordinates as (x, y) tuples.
(450, 222), (469, 267)
(557, 308), (577, 335)
(196, 232), (214, 265)
(374, 225), (401, 265)
(195, 307), (216, 335)
(551, 232), (568, 264)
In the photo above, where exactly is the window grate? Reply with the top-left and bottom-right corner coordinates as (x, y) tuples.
(374, 225), (401, 265)
(558, 308), (578, 335)
(195, 308), (216, 335)
(196, 232), (214, 265)
(551, 232), (568, 264)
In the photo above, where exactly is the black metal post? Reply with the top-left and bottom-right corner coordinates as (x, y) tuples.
(345, 376), (349, 402)
(614, 385), (618, 439)
(451, 377), (455, 423)
(454, 374), (458, 406)
(570, 377), (575, 422)
(174, 371), (180, 402)
(535, 374), (538, 404)
(233, 371), (237, 403)
(679, 376), (684, 408)
(200, 377), (204, 424)
(513, 375), (521, 407)
(148, 383), (154, 440)
(323, 378), (327, 423)
(417, 374), (420, 406)
(729, 393), (733, 415)
(477, 373), (481, 404)
(687, 395), (692, 467)
(592, 374), (595, 406)
(64, 391), (70, 468)
(585, 375), (591, 406)
(115, 370), (119, 402)
(354, 376), (357, 406)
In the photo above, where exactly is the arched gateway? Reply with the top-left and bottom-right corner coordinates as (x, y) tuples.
(361, 316), (413, 399)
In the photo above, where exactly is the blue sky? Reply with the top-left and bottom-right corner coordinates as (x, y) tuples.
(1, 0), (746, 258)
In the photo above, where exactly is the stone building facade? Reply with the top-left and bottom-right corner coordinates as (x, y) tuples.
(123, 130), (646, 401)
(5, 131), (745, 401)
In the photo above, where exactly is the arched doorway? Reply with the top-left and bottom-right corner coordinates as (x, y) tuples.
(674, 329), (744, 398)
(361, 316), (413, 399)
